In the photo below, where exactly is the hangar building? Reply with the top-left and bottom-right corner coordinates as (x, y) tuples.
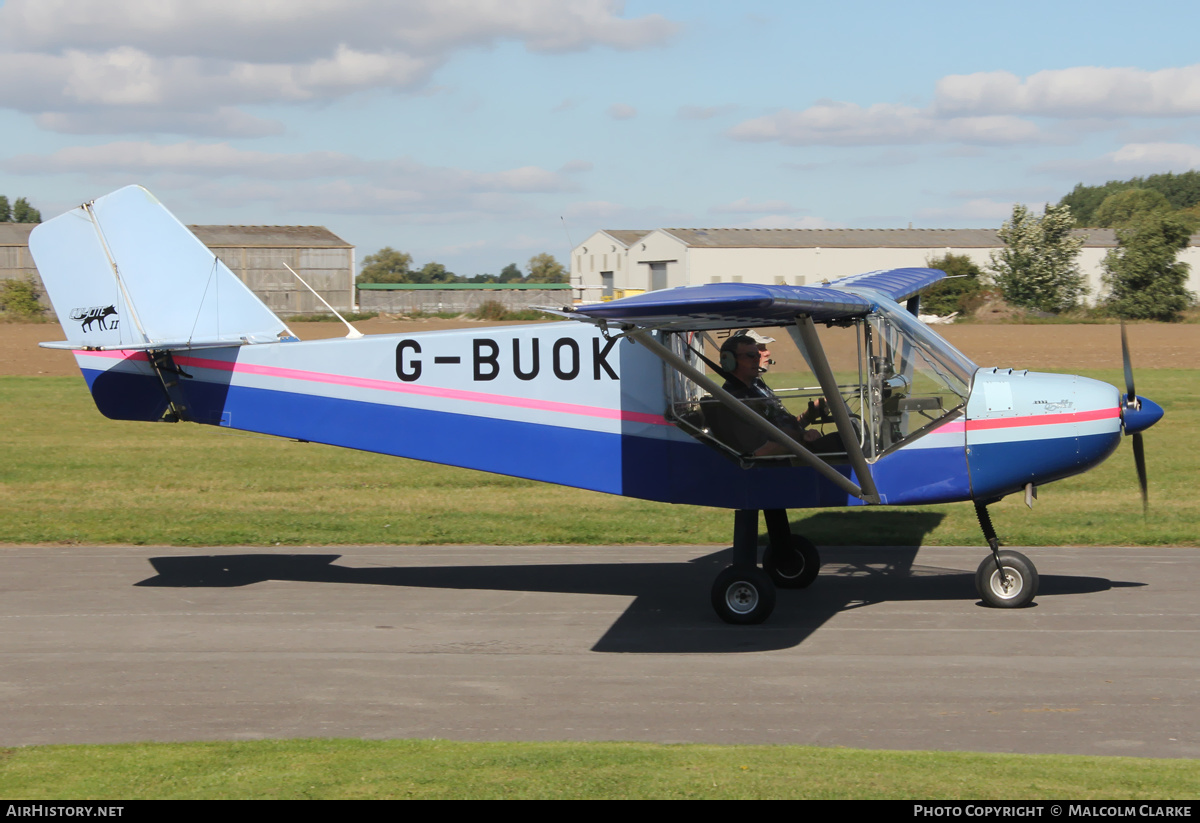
(1, 223), (354, 317)
(570, 227), (1200, 306)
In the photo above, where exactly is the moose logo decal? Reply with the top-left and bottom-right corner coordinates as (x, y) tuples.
(70, 305), (119, 333)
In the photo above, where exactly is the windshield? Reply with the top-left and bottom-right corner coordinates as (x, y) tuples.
(861, 294), (975, 455)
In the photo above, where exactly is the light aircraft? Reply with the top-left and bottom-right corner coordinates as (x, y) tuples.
(29, 185), (1163, 624)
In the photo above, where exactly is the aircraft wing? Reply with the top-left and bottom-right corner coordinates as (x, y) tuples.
(568, 268), (948, 330)
(568, 282), (873, 330)
(820, 267), (946, 304)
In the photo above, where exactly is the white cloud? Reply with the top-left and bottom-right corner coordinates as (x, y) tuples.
(34, 108), (285, 138)
(608, 103), (637, 120)
(935, 65), (1200, 118)
(1106, 142), (1200, 167)
(0, 0), (678, 58)
(4, 141), (578, 217)
(729, 63), (1200, 150)
(0, 0), (678, 136)
(1039, 142), (1200, 178)
(6, 142), (370, 178)
(729, 101), (1042, 146)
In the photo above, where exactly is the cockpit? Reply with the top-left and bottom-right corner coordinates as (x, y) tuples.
(662, 293), (978, 466)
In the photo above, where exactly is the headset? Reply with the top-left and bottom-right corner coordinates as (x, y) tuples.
(719, 337), (750, 373)
(719, 334), (774, 374)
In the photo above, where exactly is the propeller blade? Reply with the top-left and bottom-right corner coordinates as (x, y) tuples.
(1121, 321), (1136, 404)
(1133, 432), (1148, 515)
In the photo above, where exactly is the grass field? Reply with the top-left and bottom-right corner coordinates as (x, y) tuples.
(2, 369), (1197, 800)
(3, 739), (1199, 800)
(0, 369), (1195, 547)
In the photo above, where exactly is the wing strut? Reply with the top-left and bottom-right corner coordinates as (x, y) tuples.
(793, 315), (880, 503)
(627, 329), (875, 503)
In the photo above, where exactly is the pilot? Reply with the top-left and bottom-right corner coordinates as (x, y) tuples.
(718, 329), (834, 457)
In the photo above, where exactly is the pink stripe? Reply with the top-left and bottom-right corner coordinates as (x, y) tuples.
(967, 407), (1118, 430)
(936, 407), (1119, 434)
(78, 349), (669, 426)
(76, 350), (1117, 433)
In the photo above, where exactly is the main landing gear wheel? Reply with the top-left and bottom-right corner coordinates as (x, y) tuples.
(762, 535), (821, 589)
(975, 550), (1039, 608)
(711, 565), (776, 625)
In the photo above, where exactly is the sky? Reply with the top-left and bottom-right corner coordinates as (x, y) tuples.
(2, 0), (1199, 277)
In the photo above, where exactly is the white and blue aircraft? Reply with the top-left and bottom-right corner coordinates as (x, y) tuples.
(30, 185), (1163, 624)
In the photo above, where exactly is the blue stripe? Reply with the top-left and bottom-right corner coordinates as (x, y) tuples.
(968, 432), (1121, 498)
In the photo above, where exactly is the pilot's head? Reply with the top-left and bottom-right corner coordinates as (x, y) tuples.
(721, 329), (775, 383)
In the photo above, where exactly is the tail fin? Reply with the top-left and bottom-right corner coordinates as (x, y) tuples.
(30, 185), (295, 351)
(31, 185), (298, 422)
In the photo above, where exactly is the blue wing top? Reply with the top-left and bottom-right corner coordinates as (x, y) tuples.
(569, 268), (946, 330)
(570, 283), (872, 329)
(822, 267), (946, 304)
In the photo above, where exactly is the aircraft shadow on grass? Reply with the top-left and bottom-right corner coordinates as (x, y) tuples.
(135, 511), (1138, 654)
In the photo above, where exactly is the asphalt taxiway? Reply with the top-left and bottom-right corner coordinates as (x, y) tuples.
(1, 543), (1197, 757)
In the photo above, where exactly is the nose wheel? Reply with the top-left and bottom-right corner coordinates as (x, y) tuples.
(974, 501), (1039, 608)
(975, 550), (1038, 608)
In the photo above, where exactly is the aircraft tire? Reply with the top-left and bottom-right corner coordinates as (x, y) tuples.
(763, 535), (821, 589)
(975, 551), (1038, 608)
(711, 565), (776, 625)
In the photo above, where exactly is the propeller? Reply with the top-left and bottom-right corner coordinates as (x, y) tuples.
(1120, 322), (1150, 513)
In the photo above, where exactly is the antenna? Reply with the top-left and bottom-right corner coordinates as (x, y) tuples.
(560, 215), (575, 256)
(561, 216), (579, 299)
(282, 263), (364, 339)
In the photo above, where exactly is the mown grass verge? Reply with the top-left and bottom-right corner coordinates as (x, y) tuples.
(2, 739), (1198, 799)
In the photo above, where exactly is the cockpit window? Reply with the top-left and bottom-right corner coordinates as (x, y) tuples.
(862, 295), (975, 455)
(661, 298), (978, 466)
(662, 324), (867, 466)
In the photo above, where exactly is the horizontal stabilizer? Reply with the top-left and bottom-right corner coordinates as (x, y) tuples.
(38, 336), (272, 352)
(30, 185), (295, 350)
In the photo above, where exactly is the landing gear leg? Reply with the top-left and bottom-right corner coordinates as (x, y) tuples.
(762, 509), (821, 589)
(974, 500), (1038, 608)
(710, 509), (776, 624)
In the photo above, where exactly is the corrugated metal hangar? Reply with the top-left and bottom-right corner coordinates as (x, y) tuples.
(571, 227), (1200, 305)
(1, 223), (354, 316)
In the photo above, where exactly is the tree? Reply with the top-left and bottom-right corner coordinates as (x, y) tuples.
(498, 263), (524, 283)
(1101, 210), (1195, 321)
(526, 253), (566, 284)
(1093, 188), (1170, 228)
(1059, 170), (1200, 225)
(0, 196), (10, 222)
(12, 197), (41, 223)
(0, 276), (45, 318)
(922, 253), (985, 316)
(412, 261), (457, 284)
(357, 247), (413, 283)
(988, 203), (1086, 313)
